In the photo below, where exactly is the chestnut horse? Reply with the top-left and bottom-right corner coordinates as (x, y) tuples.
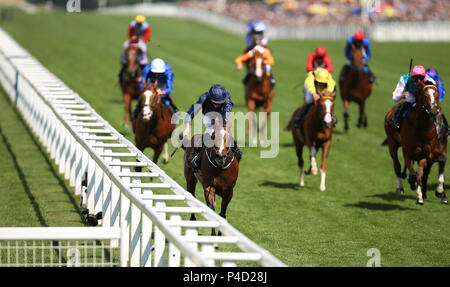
(384, 83), (447, 204)
(245, 48), (275, 145)
(132, 80), (175, 169)
(120, 45), (142, 127)
(286, 90), (336, 191)
(339, 44), (373, 131)
(184, 119), (239, 237)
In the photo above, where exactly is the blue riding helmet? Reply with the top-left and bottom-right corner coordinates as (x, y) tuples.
(426, 68), (438, 81)
(250, 20), (267, 33)
(209, 84), (229, 104)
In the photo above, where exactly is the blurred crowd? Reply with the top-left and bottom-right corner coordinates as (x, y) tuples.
(177, 0), (450, 26)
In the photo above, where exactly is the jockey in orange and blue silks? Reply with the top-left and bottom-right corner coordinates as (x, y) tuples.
(340, 30), (376, 84)
(133, 58), (178, 118)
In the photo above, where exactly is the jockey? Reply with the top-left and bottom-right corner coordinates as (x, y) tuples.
(389, 65), (436, 130)
(245, 20), (269, 51)
(236, 41), (276, 90)
(294, 68), (336, 128)
(306, 46), (333, 73)
(339, 30), (376, 84)
(133, 58), (178, 118)
(118, 36), (148, 85)
(426, 67), (449, 134)
(183, 84), (243, 171)
(128, 14), (151, 43)
(426, 68), (446, 103)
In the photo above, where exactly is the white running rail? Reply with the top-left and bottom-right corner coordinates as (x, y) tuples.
(0, 27), (286, 267)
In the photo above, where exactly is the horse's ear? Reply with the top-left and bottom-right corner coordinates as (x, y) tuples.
(226, 118), (233, 130)
(436, 79), (440, 88)
(142, 79), (147, 87)
(215, 117), (220, 127)
(331, 91), (336, 98)
(153, 80), (158, 88)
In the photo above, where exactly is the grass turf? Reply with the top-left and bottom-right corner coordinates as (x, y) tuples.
(0, 10), (449, 266)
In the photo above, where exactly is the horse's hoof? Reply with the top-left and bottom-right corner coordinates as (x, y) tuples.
(441, 197), (448, 205)
(311, 169), (318, 176)
(320, 185), (326, 191)
(416, 198), (424, 205)
(213, 243), (219, 249)
(396, 188), (404, 195)
(299, 181), (305, 187)
(123, 123), (129, 128)
(162, 158), (169, 164)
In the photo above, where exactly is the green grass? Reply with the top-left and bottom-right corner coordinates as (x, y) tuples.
(1, 10), (450, 266)
(0, 85), (84, 227)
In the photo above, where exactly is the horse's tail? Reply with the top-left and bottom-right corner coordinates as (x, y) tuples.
(285, 116), (294, 131)
(381, 137), (388, 146)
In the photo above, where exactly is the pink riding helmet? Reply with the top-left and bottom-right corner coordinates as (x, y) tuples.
(411, 65), (427, 81)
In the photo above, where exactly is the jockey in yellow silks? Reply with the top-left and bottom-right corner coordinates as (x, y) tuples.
(294, 69), (336, 128)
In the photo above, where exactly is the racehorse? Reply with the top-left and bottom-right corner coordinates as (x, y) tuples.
(245, 48), (275, 145)
(132, 80), (175, 169)
(286, 89), (336, 191)
(120, 45), (142, 127)
(384, 83), (448, 204)
(339, 43), (373, 131)
(184, 118), (239, 238)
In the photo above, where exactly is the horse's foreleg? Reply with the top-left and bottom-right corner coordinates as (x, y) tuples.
(319, 141), (331, 191)
(204, 186), (217, 236)
(123, 93), (131, 127)
(436, 160), (448, 204)
(357, 101), (367, 128)
(415, 158), (427, 205)
(161, 142), (169, 164)
(295, 140), (305, 186)
(309, 146), (318, 176)
(185, 161), (198, 220)
(152, 145), (163, 165)
(247, 100), (257, 146)
(343, 100), (350, 131)
(388, 140), (404, 194)
(218, 190), (233, 237)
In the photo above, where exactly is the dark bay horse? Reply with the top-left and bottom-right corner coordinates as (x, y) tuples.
(132, 80), (175, 169)
(286, 90), (336, 191)
(184, 119), (239, 238)
(120, 45), (142, 127)
(246, 48), (275, 145)
(339, 44), (373, 131)
(384, 83), (447, 204)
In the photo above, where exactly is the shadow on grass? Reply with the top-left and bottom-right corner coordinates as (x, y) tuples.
(367, 192), (416, 202)
(427, 183), (450, 191)
(258, 180), (300, 190)
(344, 201), (415, 211)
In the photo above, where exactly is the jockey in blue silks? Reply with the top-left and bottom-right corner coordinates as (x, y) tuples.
(427, 67), (449, 134)
(339, 30), (376, 84)
(134, 58), (178, 118)
(183, 84), (243, 171)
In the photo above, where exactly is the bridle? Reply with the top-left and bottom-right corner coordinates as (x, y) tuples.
(317, 95), (335, 128)
(141, 88), (160, 120)
(205, 129), (235, 170)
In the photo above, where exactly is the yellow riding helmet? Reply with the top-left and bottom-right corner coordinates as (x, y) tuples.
(314, 68), (330, 84)
(135, 14), (146, 24)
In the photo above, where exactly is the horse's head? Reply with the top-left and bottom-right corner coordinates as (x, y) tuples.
(417, 82), (440, 120)
(126, 45), (139, 67)
(212, 118), (233, 167)
(249, 46), (265, 81)
(140, 80), (160, 121)
(351, 44), (364, 67)
(317, 90), (336, 128)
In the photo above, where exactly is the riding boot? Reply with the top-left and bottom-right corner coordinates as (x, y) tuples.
(339, 64), (350, 85)
(242, 73), (250, 85)
(442, 113), (450, 135)
(231, 138), (243, 163)
(294, 103), (313, 129)
(133, 97), (143, 119)
(188, 135), (204, 172)
(270, 73), (276, 90)
(389, 102), (412, 130)
(118, 64), (126, 85)
(365, 65), (376, 83)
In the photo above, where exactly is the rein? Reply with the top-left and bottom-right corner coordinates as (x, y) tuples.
(205, 147), (235, 170)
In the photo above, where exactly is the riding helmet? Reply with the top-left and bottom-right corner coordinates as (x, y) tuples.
(209, 84), (229, 104)
(135, 14), (146, 24)
(314, 69), (330, 84)
(354, 30), (365, 41)
(150, 58), (166, 73)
